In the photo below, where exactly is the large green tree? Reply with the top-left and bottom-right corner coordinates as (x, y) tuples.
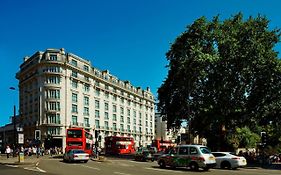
(158, 13), (281, 150)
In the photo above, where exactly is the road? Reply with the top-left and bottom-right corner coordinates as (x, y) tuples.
(1, 157), (281, 175)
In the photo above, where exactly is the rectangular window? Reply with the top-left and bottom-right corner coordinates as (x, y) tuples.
(84, 65), (89, 72)
(104, 102), (109, 111)
(72, 115), (78, 125)
(47, 102), (60, 111)
(120, 107), (124, 115)
(127, 109), (130, 116)
(113, 123), (117, 131)
(95, 119), (100, 129)
(127, 117), (130, 124)
(46, 76), (60, 84)
(95, 89), (100, 96)
(84, 84), (90, 92)
(72, 80), (78, 88)
(84, 96), (89, 106)
(113, 95), (117, 101)
(84, 107), (89, 116)
(47, 114), (61, 124)
(95, 100), (100, 109)
(120, 124), (124, 131)
(120, 116), (124, 123)
(104, 112), (109, 120)
(72, 93), (78, 103)
(72, 104), (78, 113)
(72, 71), (78, 78)
(95, 110), (100, 118)
(105, 92), (109, 99)
(50, 55), (57, 61)
(127, 125), (130, 132)
(105, 121), (109, 130)
(84, 76), (89, 82)
(113, 114), (117, 121)
(47, 89), (60, 99)
(71, 59), (77, 66)
(84, 117), (89, 127)
(47, 127), (61, 135)
(113, 105), (117, 113)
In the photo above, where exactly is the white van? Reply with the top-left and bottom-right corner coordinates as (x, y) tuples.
(157, 144), (216, 171)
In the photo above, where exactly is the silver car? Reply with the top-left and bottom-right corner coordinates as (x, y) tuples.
(63, 149), (89, 163)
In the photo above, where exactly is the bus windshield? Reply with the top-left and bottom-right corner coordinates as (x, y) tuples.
(67, 130), (82, 138)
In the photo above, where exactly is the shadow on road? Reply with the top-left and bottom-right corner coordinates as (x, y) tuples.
(150, 165), (210, 173)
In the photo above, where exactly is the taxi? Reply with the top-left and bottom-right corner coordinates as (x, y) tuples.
(157, 144), (216, 171)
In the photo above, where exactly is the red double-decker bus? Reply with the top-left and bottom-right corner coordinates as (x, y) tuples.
(152, 139), (176, 152)
(66, 128), (93, 155)
(105, 136), (135, 155)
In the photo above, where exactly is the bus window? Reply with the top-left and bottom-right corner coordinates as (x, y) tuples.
(67, 130), (82, 138)
(85, 132), (93, 140)
(67, 141), (82, 146)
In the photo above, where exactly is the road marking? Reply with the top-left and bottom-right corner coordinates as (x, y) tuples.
(5, 165), (18, 168)
(114, 172), (131, 175)
(24, 167), (46, 173)
(36, 167), (47, 173)
(81, 164), (101, 171)
(145, 167), (184, 173)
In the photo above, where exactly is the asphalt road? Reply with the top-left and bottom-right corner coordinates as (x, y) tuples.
(1, 157), (281, 175)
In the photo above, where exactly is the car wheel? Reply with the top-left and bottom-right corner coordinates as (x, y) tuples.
(189, 162), (199, 171)
(159, 160), (166, 168)
(221, 161), (231, 169)
(84, 160), (88, 163)
(203, 167), (209, 171)
(151, 158), (154, 162)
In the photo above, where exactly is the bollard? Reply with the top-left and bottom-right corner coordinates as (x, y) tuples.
(18, 152), (24, 163)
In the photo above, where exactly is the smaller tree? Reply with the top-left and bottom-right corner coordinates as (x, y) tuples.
(227, 127), (260, 150)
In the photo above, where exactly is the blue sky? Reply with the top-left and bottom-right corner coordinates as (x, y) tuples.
(0, 0), (281, 126)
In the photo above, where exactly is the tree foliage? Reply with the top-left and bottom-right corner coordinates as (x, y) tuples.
(157, 13), (281, 150)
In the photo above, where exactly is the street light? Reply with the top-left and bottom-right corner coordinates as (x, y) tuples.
(9, 87), (17, 156)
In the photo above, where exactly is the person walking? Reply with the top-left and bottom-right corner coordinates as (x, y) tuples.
(5, 146), (11, 158)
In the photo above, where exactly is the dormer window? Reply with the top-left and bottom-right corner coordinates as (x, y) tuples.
(50, 55), (57, 61)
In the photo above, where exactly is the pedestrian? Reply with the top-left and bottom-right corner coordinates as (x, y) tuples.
(36, 146), (41, 158)
(5, 146), (11, 158)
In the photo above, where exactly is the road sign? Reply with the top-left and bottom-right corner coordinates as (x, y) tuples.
(18, 133), (24, 144)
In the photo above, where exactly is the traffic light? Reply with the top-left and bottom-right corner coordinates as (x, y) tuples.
(261, 132), (267, 144)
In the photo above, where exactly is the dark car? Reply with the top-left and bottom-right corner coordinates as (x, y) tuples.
(134, 149), (154, 162)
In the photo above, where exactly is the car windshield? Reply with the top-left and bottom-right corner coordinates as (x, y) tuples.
(200, 147), (211, 154)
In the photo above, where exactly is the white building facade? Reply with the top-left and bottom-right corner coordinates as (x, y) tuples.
(16, 48), (155, 150)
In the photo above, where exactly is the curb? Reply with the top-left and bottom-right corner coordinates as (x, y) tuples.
(91, 156), (107, 162)
(0, 161), (38, 166)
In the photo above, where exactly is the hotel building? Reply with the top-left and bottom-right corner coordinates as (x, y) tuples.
(16, 48), (155, 150)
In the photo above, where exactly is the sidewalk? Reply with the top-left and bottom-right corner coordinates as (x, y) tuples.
(0, 154), (41, 165)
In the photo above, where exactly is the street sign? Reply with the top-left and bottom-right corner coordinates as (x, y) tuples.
(18, 133), (24, 144)
(35, 130), (41, 140)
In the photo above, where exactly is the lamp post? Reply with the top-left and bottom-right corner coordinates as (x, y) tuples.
(9, 87), (17, 157)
